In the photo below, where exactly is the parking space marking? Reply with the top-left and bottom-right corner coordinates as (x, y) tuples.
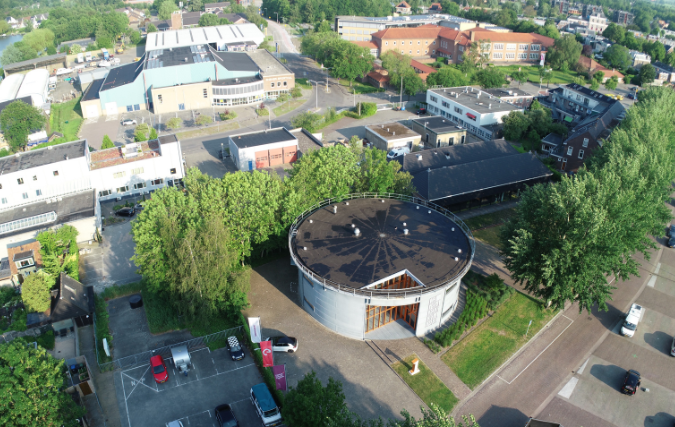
(122, 366), (156, 397)
(647, 263), (661, 287)
(121, 372), (132, 427)
(167, 410), (211, 427)
(557, 377), (579, 399)
(497, 315), (575, 385)
(577, 357), (589, 375)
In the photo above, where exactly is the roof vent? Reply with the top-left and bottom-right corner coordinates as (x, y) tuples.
(351, 224), (355, 228)
(489, 104), (491, 109)
(48, 146), (53, 150)
(451, 227), (455, 231)
(309, 219), (313, 223)
(458, 249), (462, 253)
(303, 246), (307, 250)
(402, 222), (407, 227)
(14, 153), (19, 158)
(381, 199), (385, 203)
(345, 201), (349, 205)
(428, 210), (431, 214)
(393, 131), (395, 135)
(332, 205), (337, 214)
(416, 206), (419, 209)
(354, 227), (361, 236)
(403, 228), (409, 235)
(454, 257), (459, 261)
(417, 154), (422, 160)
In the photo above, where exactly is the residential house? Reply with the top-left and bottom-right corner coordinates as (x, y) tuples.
(365, 122), (421, 152)
(181, 11), (202, 28)
(552, 0), (570, 14)
(7, 241), (42, 286)
(428, 3), (442, 12)
(5, 16), (19, 29)
(544, 83), (620, 125)
(576, 55), (624, 82)
(204, 2), (231, 13)
(29, 12), (48, 28)
(217, 13), (249, 24)
(395, 1), (412, 15)
(410, 59), (437, 81)
(541, 100), (625, 173)
(652, 61), (675, 83)
(116, 8), (145, 28)
(582, 4), (603, 18)
(613, 10), (634, 26)
(630, 50), (651, 68)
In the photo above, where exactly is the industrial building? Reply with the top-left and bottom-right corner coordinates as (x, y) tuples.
(0, 135), (185, 258)
(289, 195), (474, 340)
(426, 86), (526, 141)
(365, 122), (421, 152)
(411, 116), (467, 148)
(144, 24), (264, 51)
(80, 41), (294, 118)
(228, 128), (298, 171)
(0, 69), (49, 107)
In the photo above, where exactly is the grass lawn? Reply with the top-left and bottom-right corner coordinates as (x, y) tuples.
(273, 99), (305, 116)
(295, 78), (313, 89)
(494, 65), (580, 85)
(392, 355), (458, 413)
(442, 292), (556, 389)
(463, 207), (517, 230)
(339, 80), (385, 94)
(49, 97), (84, 142)
(510, 143), (526, 153)
(472, 226), (505, 250)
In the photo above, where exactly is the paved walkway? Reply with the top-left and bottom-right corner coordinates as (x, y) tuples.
(455, 199), (519, 221)
(79, 325), (122, 427)
(376, 337), (473, 401)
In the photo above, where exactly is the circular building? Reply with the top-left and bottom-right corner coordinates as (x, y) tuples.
(289, 194), (474, 340)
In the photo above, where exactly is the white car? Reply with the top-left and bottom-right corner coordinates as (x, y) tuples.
(55, 68), (73, 76)
(98, 60), (111, 68)
(264, 336), (298, 353)
(621, 303), (644, 337)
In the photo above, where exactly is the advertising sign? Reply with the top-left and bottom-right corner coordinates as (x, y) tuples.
(540, 52), (546, 67)
(261, 341), (274, 367)
(272, 365), (287, 391)
(248, 317), (261, 343)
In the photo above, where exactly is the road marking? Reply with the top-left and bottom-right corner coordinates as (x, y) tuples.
(121, 372), (132, 427)
(122, 368), (155, 396)
(577, 358), (589, 375)
(647, 262), (661, 287)
(557, 377), (579, 399)
(496, 315), (575, 385)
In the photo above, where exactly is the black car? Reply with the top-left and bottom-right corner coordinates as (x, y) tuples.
(226, 336), (245, 361)
(215, 404), (239, 427)
(114, 207), (135, 217)
(621, 369), (641, 395)
(668, 224), (675, 237)
(668, 237), (675, 248)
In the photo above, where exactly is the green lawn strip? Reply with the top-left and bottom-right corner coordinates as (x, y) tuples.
(463, 207), (517, 230)
(49, 97), (84, 142)
(441, 292), (556, 389)
(93, 294), (113, 364)
(510, 143), (526, 153)
(392, 355), (458, 413)
(273, 99), (305, 116)
(493, 65), (579, 85)
(472, 226), (505, 250)
(295, 78), (313, 89)
(339, 80), (385, 94)
(100, 281), (144, 300)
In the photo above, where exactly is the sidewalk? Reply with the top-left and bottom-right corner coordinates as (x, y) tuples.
(79, 325), (122, 427)
(455, 199), (519, 221)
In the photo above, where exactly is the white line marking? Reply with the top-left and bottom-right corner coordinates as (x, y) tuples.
(557, 377), (579, 399)
(229, 397), (250, 405)
(121, 372), (132, 427)
(497, 315), (575, 385)
(648, 263), (661, 287)
(123, 366), (152, 398)
(577, 358), (589, 375)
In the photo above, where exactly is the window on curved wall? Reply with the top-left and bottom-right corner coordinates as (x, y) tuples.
(442, 282), (459, 314)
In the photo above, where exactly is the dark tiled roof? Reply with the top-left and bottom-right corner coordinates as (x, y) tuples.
(82, 79), (103, 102)
(4, 53), (66, 71)
(101, 61), (144, 91)
(0, 258), (10, 279)
(211, 50), (260, 72)
(51, 273), (94, 323)
(230, 128), (297, 149)
(158, 134), (178, 144)
(411, 116), (464, 134)
(541, 133), (563, 146)
(218, 12), (248, 22)
(653, 61), (675, 72)
(12, 250), (33, 262)
(182, 11), (202, 26)
(413, 153), (552, 201)
(0, 190), (95, 239)
(293, 198), (471, 289)
(205, 1), (231, 8)
(564, 83), (617, 105)
(396, 139), (517, 175)
(0, 140), (87, 174)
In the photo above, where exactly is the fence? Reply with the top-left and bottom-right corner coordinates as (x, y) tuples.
(95, 324), (244, 371)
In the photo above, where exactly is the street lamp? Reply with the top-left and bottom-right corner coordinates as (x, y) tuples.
(275, 12), (279, 23)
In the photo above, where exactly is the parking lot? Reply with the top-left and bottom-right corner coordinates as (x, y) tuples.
(115, 347), (263, 427)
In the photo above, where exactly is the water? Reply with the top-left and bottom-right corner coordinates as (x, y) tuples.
(0, 34), (23, 60)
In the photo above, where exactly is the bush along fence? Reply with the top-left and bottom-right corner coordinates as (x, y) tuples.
(431, 271), (515, 351)
(238, 313), (284, 407)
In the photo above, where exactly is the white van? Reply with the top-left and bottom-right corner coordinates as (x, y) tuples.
(250, 383), (282, 426)
(621, 303), (644, 337)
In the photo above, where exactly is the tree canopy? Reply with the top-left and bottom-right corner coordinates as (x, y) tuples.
(21, 271), (55, 313)
(547, 34), (582, 71)
(301, 32), (373, 84)
(426, 67), (470, 88)
(0, 340), (85, 427)
(603, 44), (631, 70)
(500, 87), (675, 311)
(0, 101), (46, 151)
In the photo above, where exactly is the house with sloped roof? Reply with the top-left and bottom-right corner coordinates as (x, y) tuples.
(396, 1), (412, 14)
(576, 55), (624, 82)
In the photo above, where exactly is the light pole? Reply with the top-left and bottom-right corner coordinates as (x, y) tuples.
(321, 65), (333, 92)
(308, 80), (319, 110)
(274, 12), (279, 23)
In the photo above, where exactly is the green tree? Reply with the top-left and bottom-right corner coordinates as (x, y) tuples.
(426, 67), (469, 87)
(158, 0), (179, 19)
(589, 79), (600, 90)
(396, 404), (480, 427)
(0, 101), (46, 151)
(70, 44), (83, 54)
(645, 41), (666, 62)
(149, 128), (158, 140)
(502, 111), (530, 142)
(329, 42), (373, 86)
(23, 29), (55, 52)
(37, 226), (79, 279)
(536, 22), (560, 39)
(130, 30), (142, 45)
(315, 20), (332, 32)
(147, 23), (158, 33)
(354, 147), (413, 194)
(0, 340), (85, 427)
(196, 115), (213, 125)
(475, 67), (505, 88)
(199, 13), (220, 27)
(166, 117), (183, 129)
(402, 70), (426, 97)
(511, 70), (528, 87)
(282, 371), (356, 427)
(191, 0), (203, 11)
(602, 23), (625, 44)
(134, 129), (148, 142)
(1, 45), (23, 67)
(604, 75), (619, 90)
(21, 271), (55, 313)
(638, 63), (656, 86)
(665, 51), (675, 67)
(603, 44), (631, 70)
(381, 51), (412, 89)
(547, 34), (582, 70)
(101, 135), (115, 149)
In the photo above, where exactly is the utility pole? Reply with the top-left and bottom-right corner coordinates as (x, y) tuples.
(400, 76), (403, 108)
(309, 80), (318, 109)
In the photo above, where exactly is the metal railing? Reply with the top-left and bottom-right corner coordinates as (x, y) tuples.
(288, 193), (475, 299)
(95, 325), (243, 371)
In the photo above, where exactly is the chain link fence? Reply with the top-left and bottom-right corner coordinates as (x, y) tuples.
(95, 322), (243, 371)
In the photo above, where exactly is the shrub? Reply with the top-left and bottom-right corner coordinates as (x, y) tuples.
(149, 128), (158, 140)
(166, 118), (182, 130)
(291, 86), (302, 98)
(196, 115), (213, 126)
(36, 330), (55, 350)
(134, 129), (148, 142)
(136, 123), (150, 133)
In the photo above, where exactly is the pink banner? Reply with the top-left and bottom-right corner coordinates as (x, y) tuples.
(260, 341), (273, 367)
(272, 365), (287, 391)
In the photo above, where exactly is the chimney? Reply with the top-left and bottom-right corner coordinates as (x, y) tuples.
(171, 10), (182, 30)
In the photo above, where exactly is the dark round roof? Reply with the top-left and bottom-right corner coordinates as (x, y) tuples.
(292, 198), (471, 290)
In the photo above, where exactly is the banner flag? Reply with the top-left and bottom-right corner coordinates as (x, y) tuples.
(248, 317), (261, 343)
(272, 365), (287, 391)
(261, 341), (274, 367)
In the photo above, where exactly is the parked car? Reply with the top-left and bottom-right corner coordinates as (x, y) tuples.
(150, 355), (169, 383)
(167, 421), (184, 427)
(122, 119), (137, 126)
(264, 336), (298, 353)
(671, 335), (675, 357)
(226, 336), (245, 361)
(114, 207), (136, 217)
(215, 404), (239, 427)
(621, 369), (641, 395)
(621, 303), (644, 337)
(668, 237), (675, 248)
(628, 93), (635, 100)
(386, 146), (410, 160)
(250, 383), (282, 426)
(417, 107), (427, 115)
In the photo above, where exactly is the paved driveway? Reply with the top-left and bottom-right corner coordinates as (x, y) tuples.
(80, 115), (121, 148)
(243, 256), (424, 422)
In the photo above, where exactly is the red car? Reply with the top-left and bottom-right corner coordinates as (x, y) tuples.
(150, 355), (168, 383)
